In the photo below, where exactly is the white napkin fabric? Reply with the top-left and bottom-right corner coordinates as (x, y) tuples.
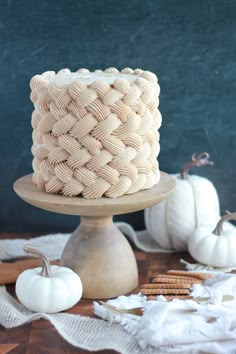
(0, 224), (173, 262)
(116, 222), (174, 253)
(1, 226), (236, 273)
(0, 285), (154, 354)
(94, 272), (236, 353)
(180, 259), (236, 273)
(1, 231), (236, 352)
(0, 233), (70, 260)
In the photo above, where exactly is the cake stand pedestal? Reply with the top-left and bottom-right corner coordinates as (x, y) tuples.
(14, 172), (175, 299)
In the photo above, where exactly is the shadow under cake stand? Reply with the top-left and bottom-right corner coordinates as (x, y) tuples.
(14, 172), (175, 299)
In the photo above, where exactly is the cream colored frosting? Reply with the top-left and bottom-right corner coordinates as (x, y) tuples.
(30, 67), (161, 198)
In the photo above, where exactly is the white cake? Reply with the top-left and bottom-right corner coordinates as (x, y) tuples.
(30, 67), (162, 199)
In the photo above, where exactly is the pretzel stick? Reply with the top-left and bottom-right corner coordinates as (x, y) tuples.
(0, 258), (59, 285)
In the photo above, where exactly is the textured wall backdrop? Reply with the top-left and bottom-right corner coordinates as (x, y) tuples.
(1, 0), (235, 232)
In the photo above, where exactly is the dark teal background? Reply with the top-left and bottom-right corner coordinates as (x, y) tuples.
(1, 0), (235, 232)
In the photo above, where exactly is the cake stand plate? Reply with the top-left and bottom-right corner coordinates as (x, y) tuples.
(14, 172), (175, 299)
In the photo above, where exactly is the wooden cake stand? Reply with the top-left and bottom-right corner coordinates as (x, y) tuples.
(14, 172), (175, 299)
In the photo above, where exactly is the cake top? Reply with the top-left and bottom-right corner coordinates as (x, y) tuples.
(30, 67), (158, 90)
(50, 72), (139, 85)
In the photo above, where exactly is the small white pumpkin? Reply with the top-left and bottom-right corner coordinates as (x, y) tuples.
(188, 212), (236, 267)
(145, 153), (220, 250)
(15, 245), (83, 313)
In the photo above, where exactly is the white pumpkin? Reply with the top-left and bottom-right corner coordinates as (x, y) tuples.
(145, 153), (220, 250)
(188, 212), (236, 267)
(16, 245), (83, 313)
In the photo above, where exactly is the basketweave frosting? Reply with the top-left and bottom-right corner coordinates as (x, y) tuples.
(30, 67), (162, 199)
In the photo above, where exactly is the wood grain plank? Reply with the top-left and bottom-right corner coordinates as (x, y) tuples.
(0, 344), (19, 354)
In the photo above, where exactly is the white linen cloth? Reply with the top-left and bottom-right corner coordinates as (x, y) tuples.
(1, 227), (236, 353)
(1, 221), (235, 260)
(0, 286), (151, 353)
(0, 223), (170, 261)
(1, 270), (236, 354)
(0, 232), (70, 260)
(94, 273), (236, 353)
(1, 222), (236, 272)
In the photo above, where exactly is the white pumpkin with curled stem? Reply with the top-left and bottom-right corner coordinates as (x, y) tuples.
(188, 212), (236, 268)
(15, 245), (83, 313)
(145, 152), (220, 250)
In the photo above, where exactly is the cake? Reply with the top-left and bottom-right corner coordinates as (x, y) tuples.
(30, 67), (162, 199)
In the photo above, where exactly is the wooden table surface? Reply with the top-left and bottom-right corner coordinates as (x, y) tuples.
(0, 233), (194, 354)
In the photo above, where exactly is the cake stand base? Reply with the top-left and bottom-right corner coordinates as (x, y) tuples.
(61, 216), (137, 298)
(14, 172), (175, 299)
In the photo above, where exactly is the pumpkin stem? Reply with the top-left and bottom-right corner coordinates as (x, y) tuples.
(24, 245), (52, 277)
(213, 212), (236, 236)
(181, 152), (214, 180)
